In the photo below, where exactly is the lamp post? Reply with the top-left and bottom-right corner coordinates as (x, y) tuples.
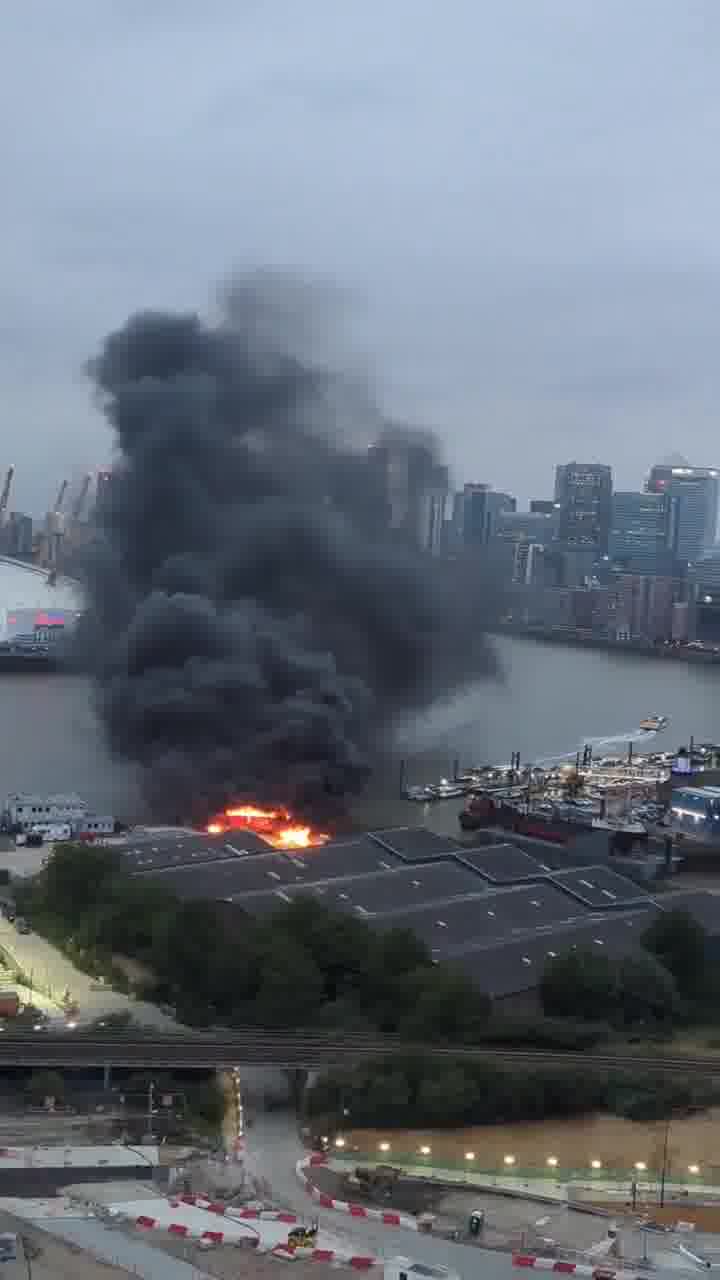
(660, 1119), (670, 1209)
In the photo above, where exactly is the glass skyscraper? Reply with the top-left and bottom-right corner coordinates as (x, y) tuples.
(609, 490), (676, 574)
(647, 465), (719, 565)
(555, 462), (612, 553)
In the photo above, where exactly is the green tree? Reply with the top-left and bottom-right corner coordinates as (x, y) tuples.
(642, 909), (707, 998)
(617, 951), (678, 1026)
(41, 844), (120, 925)
(540, 947), (618, 1020)
(270, 898), (374, 1002)
(397, 964), (491, 1042)
(27, 1071), (65, 1106)
(417, 1067), (475, 1125)
(255, 936), (323, 1027)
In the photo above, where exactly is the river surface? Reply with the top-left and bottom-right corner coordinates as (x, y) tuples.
(0, 635), (716, 827)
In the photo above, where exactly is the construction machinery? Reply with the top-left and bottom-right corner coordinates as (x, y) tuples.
(286, 1220), (318, 1251)
(342, 1164), (402, 1201)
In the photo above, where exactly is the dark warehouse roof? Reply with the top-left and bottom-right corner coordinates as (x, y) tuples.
(234, 860), (486, 918)
(449, 908), (659, 998)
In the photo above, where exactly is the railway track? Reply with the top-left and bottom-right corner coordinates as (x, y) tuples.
(0, 1030), (717, 1072)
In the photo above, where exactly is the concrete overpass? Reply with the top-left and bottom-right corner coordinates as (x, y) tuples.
(0, 1030), (719, 1073)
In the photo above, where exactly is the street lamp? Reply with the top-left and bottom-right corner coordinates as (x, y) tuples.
(379, 1141), (390, 1153)
(503, 1155), (516, 1166)
(547, 1157), (558, 1168)
(419, 1146), (431, 1156)
(465, 1152), (475, 1161)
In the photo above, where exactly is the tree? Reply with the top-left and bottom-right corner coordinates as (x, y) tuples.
(27, 1071), (65, 1106)
(540, 947), (617, 1020)
(397, 964), (491, 1042)
(41, 844), (120, 925)
(254, 936), (324, 1027)
(417, 1067), (475, 1125)
(617, 950), (679, 1026)
(642, 910), (707, 998)
(269, 898), (375, 1002)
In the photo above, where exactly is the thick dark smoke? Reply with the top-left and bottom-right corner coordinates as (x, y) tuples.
(83, 277), (497, 823)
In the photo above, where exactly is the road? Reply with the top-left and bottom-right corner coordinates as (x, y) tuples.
(242, 1107), (518, 1280)
(0, 918), (179, 1029)
(1, 1031), (720, 1073)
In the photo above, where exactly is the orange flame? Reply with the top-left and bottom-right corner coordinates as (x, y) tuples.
(206, 804), (329, 849)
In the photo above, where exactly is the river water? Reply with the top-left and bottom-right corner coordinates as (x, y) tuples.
(0, 635), (716, 827)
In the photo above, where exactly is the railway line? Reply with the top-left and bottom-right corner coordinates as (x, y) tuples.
(0, 1030), (717, 1072)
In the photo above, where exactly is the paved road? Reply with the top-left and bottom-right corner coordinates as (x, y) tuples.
(0, 920), (179, 1030)
(243, 1107), (518, 1280)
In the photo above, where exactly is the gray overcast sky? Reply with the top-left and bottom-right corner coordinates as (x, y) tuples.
(1, 0), (719, 513)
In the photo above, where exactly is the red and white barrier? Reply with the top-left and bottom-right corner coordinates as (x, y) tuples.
(174, 1195), (298, 1223)
(513, 1256), (644, 1280)
(296, 1155), (417, 1230)
(272, 1244), (378, 1267)
(135, 1214), (238, 1245)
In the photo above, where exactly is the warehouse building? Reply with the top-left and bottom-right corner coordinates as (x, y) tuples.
(108, 823), (720, 1010)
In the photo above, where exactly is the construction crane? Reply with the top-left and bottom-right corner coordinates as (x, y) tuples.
(0, 465), (14, 525)
(72, 473), (92, 522)
(53, 479), (68, 514)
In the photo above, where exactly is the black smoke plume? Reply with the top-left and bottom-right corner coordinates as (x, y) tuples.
(83, 277), (497, 823)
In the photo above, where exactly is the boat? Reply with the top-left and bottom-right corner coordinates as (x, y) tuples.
(639, 715), (669, 733)
(404, 785), (436, 803)
(430, 781), (467, 800)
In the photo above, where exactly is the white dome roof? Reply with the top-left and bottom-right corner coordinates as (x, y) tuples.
(0, 557), (82, 638)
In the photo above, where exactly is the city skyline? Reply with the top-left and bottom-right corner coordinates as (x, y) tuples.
(3, 3), (720, 511)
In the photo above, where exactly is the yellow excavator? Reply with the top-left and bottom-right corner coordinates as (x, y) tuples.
(286, 1219), (319, 1251)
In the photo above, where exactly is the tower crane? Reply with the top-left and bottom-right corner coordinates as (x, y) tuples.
(53, 479), (68, 514)
(0, 465), (14, 525)
(72, 473), (92, 522)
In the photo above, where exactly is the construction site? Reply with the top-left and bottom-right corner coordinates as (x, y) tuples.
(0, 464), (106, 578)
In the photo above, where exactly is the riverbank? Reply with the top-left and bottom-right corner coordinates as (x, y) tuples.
(491, 625), (720, 665)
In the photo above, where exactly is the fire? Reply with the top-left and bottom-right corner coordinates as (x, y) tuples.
(206, 804), (329, 850)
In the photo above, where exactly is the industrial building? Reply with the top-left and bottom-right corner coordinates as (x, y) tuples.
(105, 823), (720, 1011)
(0, 559), (81, 641)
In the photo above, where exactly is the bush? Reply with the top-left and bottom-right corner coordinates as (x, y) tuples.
(309, 1055), (720, 1130)
(27, 1070), (65, 1106)
(540, 947), (618, 1021)
(643, 910), (708, 999)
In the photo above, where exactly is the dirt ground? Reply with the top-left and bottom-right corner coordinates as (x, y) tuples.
(341, 1109), (720, 1180)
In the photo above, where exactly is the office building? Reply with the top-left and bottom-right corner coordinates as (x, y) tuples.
(495, 509), (559, 544)
(459, 484), (516, 549)
(0, 511), (33, 560)
(614, 574), (678, 644)
(555, 462), (612, 553)
(690, 549), (720, 643)
(609, 490), (677, 575)
(647, 465), (719, 565)
(367, 438), (448, 551)
(530, 499), (560, 516)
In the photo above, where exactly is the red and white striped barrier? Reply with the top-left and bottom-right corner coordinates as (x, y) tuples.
(296, 1156), (417, 1231)
(272, 1244), (378, 1267)
(174, 1195), (298, 1223)
(135, 1215), (244, 1245)
(513, 1256), (644, 1279)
